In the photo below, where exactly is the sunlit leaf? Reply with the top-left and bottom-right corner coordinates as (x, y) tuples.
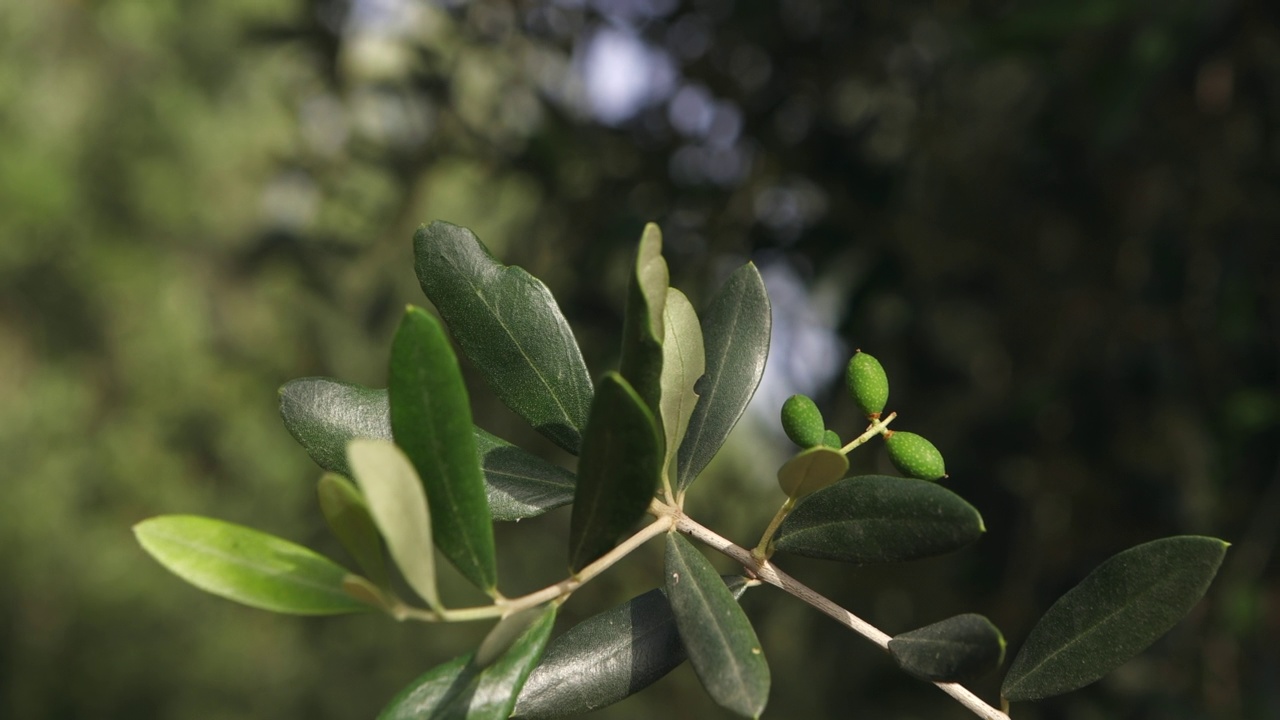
(414, 221), (593, 454)
(772, 476), (984, 564)
(776, 446), (848, 500)
(317, 472), (387, 587)
(513, 577), (750, 719)
(279, 377), (391, 477)
(347, 438), (440, 611)
(889, 613), (1005, 682)
(677, 263), (770, 492)
(568, 373), (662, 572)
(389, 307), (496, 593)
(1001, 536), (1228, 702)
(619, 222), (669, 426)
(665, 534), (769, 718)
(134, 515), (369, 616)
(474, 428), (575, 521)
(380, 604), (558, 720)
(659, 288), (704, 480)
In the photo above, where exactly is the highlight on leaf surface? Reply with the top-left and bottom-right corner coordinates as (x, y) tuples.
(772, 475), (984, 564)
(513, 576), (751, 720)
(888, 613), (1005, 683)
(1001, 535), (1228, 702)
(134, 515), (370, 616)
(413, 221), (594, 454)
(279, 377), (392, 476)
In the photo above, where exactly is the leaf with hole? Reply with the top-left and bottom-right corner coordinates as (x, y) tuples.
(665, 533), (769, 719)
(347, 438), (440, 611)
(1001, 535), (1228, 702)
(389, 306), (496, 593)
(379, 604), (558, 720)
(414, 221), (593, 454)
(568, 372), (663, 572)
(513, 576), (750, 719)
(134, 515), (370, 616)
(772, 476), (985, 564)
(889, 613), (1005, 682)
(677, 263), (770, 492)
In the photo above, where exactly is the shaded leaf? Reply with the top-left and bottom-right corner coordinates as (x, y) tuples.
(677, 264), (771, 492)
(477, 605), (552, 668)
(134, 515), (369, 616)
(659, 288), (704, 480)
(513, 577), (750, 720)
(389, 307), (496, 593)
(279, 377), (391, 477)
(279, 378), (570, 522)
(889, 613), (1006, 682)
(776, 446), (848, 500)
(619, 223), (669, 425)
(414, 221), (592, 454)
(1002, 536), (1228, 702)
(380, 604), (558, 720)
(347, 438), (440, 611)
(474, 428), (575, 521)
(772, 476), (985, 564)
(568, 372), (663, 572)
(317, 472), (387, 587)
(665, 534), (769, 718)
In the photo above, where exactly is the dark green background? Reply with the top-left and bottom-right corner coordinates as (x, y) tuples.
(2, 1), (1276, 718)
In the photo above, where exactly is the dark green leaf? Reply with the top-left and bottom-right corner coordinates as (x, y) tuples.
(134, 515), (369, 616)
(772, 476), (985, 564)
(619, 223), (669, 426)
(568, 372), (663, 572)
(347, 438), (441, 610)
(279, 377), (570, 522)
(665, 534), (769, 719)
(389, 307), (496, 593)
(776, 446), (848, 500)
(380, 604), (558, 720)
(1001, 536), (1228, 702)
(317, 472), (387, 587)
(513, 577), (751, 720)
(677, 263), (771, 492)
(474, 428), (575, 521)
(659, 288), (704, 480)
(279, 377), (391, 477)
(889, 613), (1005, 682)
(414, 221), (593, 454)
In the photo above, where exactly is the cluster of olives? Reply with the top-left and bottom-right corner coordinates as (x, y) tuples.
(780, 351), (947, 481)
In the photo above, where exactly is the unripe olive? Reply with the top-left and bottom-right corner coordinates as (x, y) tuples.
(885, 431), (947, 481)
(846, 351), (889, 419)
(821, 429), (842, 449)
(781, 394), (825, 448)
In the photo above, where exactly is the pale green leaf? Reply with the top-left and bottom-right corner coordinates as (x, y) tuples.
(776, 446), (848, 500)
(659, 288), (704, 481)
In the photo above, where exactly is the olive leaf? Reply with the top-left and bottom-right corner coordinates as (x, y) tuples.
(889, 613), (1005, 683)
(473, 428), (576, 521)
(677, 263), (771, 492)
(134, 515), (369, 616)
(1002, 536), (1228, 702)
(317, 472), (387, 587)
(414, 221), (593, 454)
(776, 446), (848, 500)
(389, 307), (497, 593)
(773, 476), (985, 564)
(658, 288), (704, 480)
(619, 222), (669, 428)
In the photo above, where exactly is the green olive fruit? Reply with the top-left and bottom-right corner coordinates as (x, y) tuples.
(846, 351), (889, 418)
(821, 429), (842, 449)
(885, 431), (947, 481)
(781, 394), (825, 448)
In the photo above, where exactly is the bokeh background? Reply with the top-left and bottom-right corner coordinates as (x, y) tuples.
(2, 1), (1278, 718)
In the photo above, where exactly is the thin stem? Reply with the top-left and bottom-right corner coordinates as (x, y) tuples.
(839, 411), (898, 455)
(751, 497), (795, 559)
(674, 513), (1010, 720)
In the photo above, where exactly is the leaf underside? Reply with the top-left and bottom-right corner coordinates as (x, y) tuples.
(665, 534), (769, 719)
(1001, 535), (1228, 702)
(658, 288), (704, 480)
(776, 445), (849, 500)
(619, 222), (669, 435)
(134, 515), (369, 616)
(414, 221), (593, 454)
(677, 263), (771, 492)
(772, 475), (985, 564)
(889, 613), (1005, 683)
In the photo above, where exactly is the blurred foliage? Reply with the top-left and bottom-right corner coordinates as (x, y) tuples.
(2, 0), (1278, 719)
